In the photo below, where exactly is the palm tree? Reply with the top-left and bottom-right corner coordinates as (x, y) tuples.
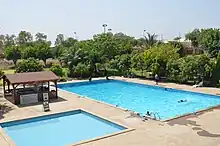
(143, 31), (158, 48)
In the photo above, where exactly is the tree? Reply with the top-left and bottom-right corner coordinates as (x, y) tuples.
(167, 55), (214, 83)
(211, 52), (220, 85)
(74, 63), (90, 78)
(185, 29), (200, 47)
(166, 59), (182, 82)
(35, 41), (52, 65)
(55, 34), (64, 46)
(17, 31), (33, 46)
(173, 37), (181, 41)
(198, 28), (220, 57)
(21, 46), (37, 59)
(15, 58), (43, 73)
(168, 41), (185, 57)
(110, 54), (131, 76)
(93, 33), (118, 60)
(0, 35), (5, 51)
(131, 53), (145, 76)
(4, 34), (16, 48)
(62, 37), (77, 48)
(50, 64), (64, 77)
(35, 32), (47, 41)
(143, 32), (158, 48)
(4, 46), (21, 65)
(143, 44), (180, 76)
(186, 28), (220, 57)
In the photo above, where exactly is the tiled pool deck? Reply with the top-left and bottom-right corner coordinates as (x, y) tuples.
(0, 77), (220, 146)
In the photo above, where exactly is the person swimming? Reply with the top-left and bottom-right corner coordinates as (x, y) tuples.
(178, 99), (187, 103)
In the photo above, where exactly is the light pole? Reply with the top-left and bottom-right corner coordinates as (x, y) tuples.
(73, 32), (77, 40)
(102, 24), (107, 33)
(108, 28), (112, 32)
(143, 30), (146, 37)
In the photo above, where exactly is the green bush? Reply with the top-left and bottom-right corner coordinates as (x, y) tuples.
(46, 59), (60, 68)
(73, 63), (91, 78)
(15, 58), (43, 73)
(50, 64), (64, 77)
(166, 55), (215, 84)
(166, 59), (183, 82)
(59, 76), (67, 82)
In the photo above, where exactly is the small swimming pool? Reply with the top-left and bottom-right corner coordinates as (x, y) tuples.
(0, 110), (126, 146)
(58, 80), (220, 120)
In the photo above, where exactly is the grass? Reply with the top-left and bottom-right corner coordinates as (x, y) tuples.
(2, 69), (15, 74)
(0, 69), (15, 86)
(132, 70), (152, 78)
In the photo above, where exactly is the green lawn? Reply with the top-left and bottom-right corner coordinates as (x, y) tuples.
(2, 69), (15, 74)
(0, 69), (15, 86)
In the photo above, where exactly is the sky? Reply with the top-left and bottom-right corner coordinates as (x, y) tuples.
(1, 0), (220, 43)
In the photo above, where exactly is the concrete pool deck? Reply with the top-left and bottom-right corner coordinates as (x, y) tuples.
(0, 77), (220, 146)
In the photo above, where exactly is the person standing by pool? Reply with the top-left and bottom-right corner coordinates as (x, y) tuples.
(155, 74), (159, 85)
(104, 69), (109, 80)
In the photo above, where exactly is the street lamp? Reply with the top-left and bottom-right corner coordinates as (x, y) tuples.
(102, 24), (107, 33)
(73, 32), (77, 40)
(143, 30), (146, 37)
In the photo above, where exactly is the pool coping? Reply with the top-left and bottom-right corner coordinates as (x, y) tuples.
(57, 78), (220, 122)
(0, 108), (134, 146)
(163, 104), (220, 122)
(0, 127), (16, 146)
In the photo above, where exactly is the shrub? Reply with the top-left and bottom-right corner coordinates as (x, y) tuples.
(144, 44), (180, 76)
(59, 76), (67, 82)
(15, 58), (43, 73)
(50, 64), (64, 77)
(166, 59), (183, 82)
(46, 59), (60, 68)
(73, 63), (90, 78)
(166, 55), (215, 84)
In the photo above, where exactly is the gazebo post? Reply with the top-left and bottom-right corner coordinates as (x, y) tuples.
(3, 77), (6, 96)
(48, 81), (50, 92)
(7, 80), (10, 92)
(55, 81), (58, 99)
(12, 84), (18, 105)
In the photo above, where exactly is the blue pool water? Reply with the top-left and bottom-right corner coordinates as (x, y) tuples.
(0, 110), (125, 146)
(58, 80), (220, 120)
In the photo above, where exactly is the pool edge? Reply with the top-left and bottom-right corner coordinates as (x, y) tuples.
(58, 78), (220, 122)
(163, 104), (220, 122)
(0, 127), (16, 146)
(0, 108), (134, 146)
(68, 128), (135, 146)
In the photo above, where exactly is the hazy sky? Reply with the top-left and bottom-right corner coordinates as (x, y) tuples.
(1, 0), (220, 43)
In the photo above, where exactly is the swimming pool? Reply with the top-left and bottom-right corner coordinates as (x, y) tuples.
(58, 80), (220, 120)
(0, 110), (126, 146)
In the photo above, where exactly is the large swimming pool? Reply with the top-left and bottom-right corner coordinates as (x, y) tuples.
(58, 80), (220, 120)
(0, 110), (125, 146)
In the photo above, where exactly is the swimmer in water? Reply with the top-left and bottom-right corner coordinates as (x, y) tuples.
(178, 99), (187, 103)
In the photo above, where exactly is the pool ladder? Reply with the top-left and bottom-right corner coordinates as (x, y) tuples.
(149, 112), (161, 120)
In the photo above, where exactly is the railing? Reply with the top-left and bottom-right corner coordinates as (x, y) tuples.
(145, 112), (161, 120)
(151, 112), (161, 120)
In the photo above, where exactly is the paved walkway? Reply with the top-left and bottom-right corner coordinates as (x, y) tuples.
(0, 77), (220, 146)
